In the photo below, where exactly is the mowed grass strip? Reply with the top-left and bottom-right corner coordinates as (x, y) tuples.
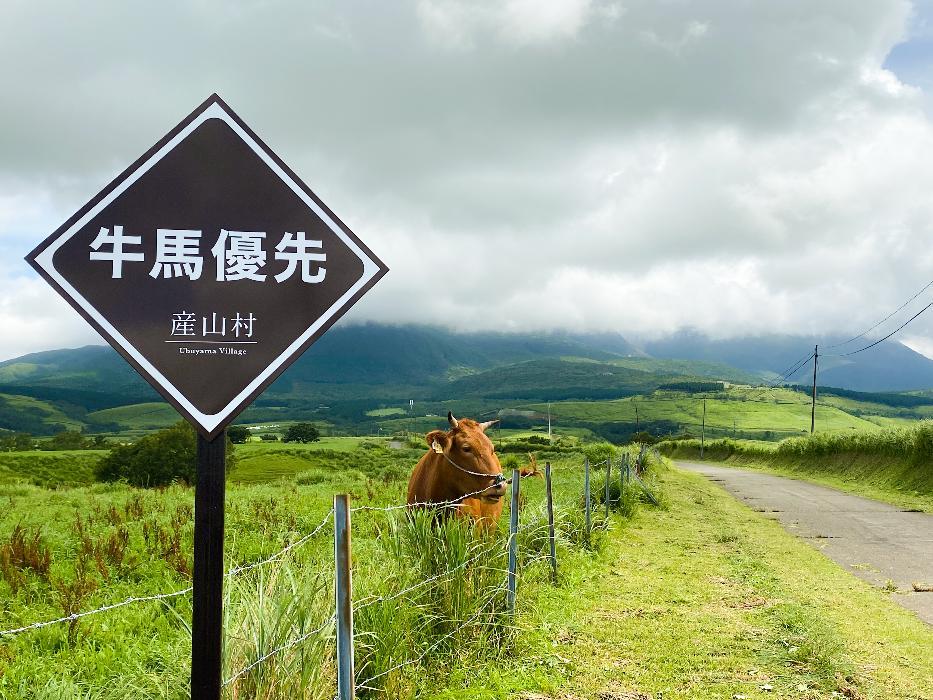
(504, 463), (933, 700)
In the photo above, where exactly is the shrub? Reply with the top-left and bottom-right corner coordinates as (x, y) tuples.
(627, 431), (657, 445)
(95, 421), (236, 487)
(283, 423), (321, 443)
(227, 425), (252, 444)
(583, 442), (616, 465)
(46, 430), (88, 451)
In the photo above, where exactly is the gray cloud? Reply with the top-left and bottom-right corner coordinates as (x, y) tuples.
(2, 0), (933, 359)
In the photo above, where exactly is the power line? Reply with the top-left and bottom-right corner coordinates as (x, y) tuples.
(826, 277), (933, 350)
(838, 299), (933, 357)
(764, 352), (815, 387)
(773, 350), (818, 381)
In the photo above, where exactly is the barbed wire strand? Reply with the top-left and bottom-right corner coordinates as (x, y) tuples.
(352, 480), (519, 513)
(227, 507), (334, 577)
(0, 508), (336, 638)
(353, 539), (509, 613)
(0, 587), (193, 637)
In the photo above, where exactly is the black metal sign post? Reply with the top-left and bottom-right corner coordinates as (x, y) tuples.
(24, 95), (387, 700)
(192, 432), (226, 696)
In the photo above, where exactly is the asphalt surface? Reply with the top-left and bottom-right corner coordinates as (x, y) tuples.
(676, 461), (933, 625)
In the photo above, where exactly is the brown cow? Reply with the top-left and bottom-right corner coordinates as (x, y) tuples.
(407, 412), (506, 528)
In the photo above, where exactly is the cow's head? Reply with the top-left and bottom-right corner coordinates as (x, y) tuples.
(426, 412), (505, 502)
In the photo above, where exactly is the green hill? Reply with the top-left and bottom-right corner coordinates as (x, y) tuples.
(1, 325), (933, 438)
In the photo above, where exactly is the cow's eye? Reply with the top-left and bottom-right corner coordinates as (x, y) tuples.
(462, 444), (472, 452)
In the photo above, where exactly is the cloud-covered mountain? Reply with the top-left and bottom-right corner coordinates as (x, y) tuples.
(641, 330), (933, 392)
(2, 325), (932, 404)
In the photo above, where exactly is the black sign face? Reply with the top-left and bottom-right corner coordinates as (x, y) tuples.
(26, 95), (388, 438)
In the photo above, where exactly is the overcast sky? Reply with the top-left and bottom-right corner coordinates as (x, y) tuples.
(3, 0), (933, 360)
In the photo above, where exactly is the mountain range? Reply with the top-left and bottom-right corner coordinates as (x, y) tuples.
(0, 323), (931, 435)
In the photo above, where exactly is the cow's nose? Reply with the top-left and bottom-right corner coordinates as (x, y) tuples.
(488, 480), (507, 497)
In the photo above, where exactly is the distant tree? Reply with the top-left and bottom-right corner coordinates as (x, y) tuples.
(96, 421), (236, 487)
(260, 433), (279, 442)
(50, 430), (87, 450)
(283, 423), (320, 443)
(227, 425), (251, 444)
(627, 431), (657, 445)
(90, 435), (108, 449)
(13, 433), (34, 451)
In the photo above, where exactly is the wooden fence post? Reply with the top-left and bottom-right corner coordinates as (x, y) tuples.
(583, 456), (591, 538)
(335, 494), (355, 700)
(544, 462), (557, 584)
(507, 468), (520, 615)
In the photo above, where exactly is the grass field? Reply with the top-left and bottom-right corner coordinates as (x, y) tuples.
(530, 387), (901, 435)
(0, 443), (928, 698)
(364, 408), (408, 417)
(229, 438), (407, 484)
(0, 393), (85, 433)
(86, 403), (179, 432)
(0, 450), (104, 487)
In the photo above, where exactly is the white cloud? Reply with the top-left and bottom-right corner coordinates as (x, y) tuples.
(416, 0), (599, 49)
(0, 277), (101, 359)
(2, 0), (933, 360)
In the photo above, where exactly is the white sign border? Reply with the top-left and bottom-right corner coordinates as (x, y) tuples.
(33, 101), (381, 435)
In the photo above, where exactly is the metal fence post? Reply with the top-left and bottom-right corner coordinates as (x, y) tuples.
(507, 468), (520, 615)
(618, 454), (625, 501)
(335, 495), (355, 700)
(604, 456), (611, 521)
(583, 456), (591, 537)
(544, 462), (557, 584)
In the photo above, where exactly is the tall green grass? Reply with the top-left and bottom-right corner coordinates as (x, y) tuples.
(0, 442), (656, 698)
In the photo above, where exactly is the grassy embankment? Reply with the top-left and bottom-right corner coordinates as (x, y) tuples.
(0, 441), (930, 698)
(659, 421), (933, 512)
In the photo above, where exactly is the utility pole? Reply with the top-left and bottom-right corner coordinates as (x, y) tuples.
(700, 399), (706, 458)
(810, 344), (818, 434)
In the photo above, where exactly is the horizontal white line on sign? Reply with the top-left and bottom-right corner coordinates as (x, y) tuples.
(163, 340), (258, 344)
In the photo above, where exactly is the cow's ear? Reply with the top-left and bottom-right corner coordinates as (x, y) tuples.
(426, 430), (448, 454)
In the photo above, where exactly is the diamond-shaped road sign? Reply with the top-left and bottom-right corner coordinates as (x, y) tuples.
(26, 95), (388, 438)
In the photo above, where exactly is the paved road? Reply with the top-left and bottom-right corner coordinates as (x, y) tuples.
(676, 461), (933, 625)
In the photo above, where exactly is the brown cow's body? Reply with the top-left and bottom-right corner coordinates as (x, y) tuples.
(407, 413), (505, 529)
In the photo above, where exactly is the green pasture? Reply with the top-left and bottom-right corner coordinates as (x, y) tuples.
(529, 386), (891, 435)
(0, 439), (627, 698)
(0, 393), (84, 432)
(229, 439), (404, 484)
(364, 408), (408, 417)
(0, 450), (104, 487)
(86, 403), (180, 431)
(0, 442), (928, 698)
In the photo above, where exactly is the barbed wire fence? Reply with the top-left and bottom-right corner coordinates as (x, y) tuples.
(0, 446), (663, 698)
